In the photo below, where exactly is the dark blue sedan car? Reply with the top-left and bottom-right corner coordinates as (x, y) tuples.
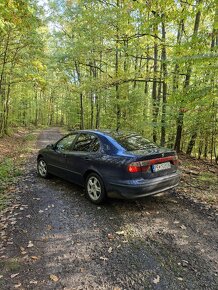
(37, 130), (180, 204)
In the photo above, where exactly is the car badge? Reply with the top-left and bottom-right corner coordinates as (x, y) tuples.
(162, 153), (164, 157)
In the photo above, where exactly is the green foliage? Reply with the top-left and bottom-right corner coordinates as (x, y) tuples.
(0, 158), (21, 210)
(197, 172), (218, 185)
(0, 0), (217, 160)
(0, 158), (21, 184)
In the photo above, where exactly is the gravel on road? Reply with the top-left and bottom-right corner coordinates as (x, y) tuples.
(0, 128), (217, 290)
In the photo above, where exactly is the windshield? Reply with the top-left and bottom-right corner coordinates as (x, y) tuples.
(110, 132), (158, 151)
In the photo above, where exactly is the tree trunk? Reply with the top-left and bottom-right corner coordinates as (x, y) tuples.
(174, 2), (201, 152)
(0, 30), (10, 135)
(80, 92), (84, 129)
(204, 135), (208, 159)
(186, 131), (198, 155)
(160, 17), (167, 146)
(74, 61), (84, 129)
(198, 139), (203, 159)
(174, 111), (184, 152)
(115, 1), (120, 131)
(90, 91), (94, 129)
(152, 36), (158, 143)
(34, 88), (38, 126)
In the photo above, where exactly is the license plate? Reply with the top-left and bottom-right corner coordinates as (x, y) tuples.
(152, 162), (171, 172)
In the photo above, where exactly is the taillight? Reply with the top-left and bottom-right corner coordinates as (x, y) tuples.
(128, 161), (150, 173)
(128, 155), (178, 173)
(128, 162), (141, 173)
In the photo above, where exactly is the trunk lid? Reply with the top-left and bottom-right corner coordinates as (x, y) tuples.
(128, 148), (178, 179)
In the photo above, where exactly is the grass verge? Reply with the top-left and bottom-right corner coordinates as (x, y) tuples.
(178, 154), (218, 206)
(0, 131), (38, 211)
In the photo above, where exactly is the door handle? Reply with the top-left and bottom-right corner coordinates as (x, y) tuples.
(84, 157), (91, 160)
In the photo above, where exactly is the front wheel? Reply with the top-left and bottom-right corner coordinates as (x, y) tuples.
(37, 158), (50, 178)
(85, 173), (107, 204)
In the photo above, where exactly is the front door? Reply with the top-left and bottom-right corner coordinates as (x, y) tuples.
(46, 133), (78, 179)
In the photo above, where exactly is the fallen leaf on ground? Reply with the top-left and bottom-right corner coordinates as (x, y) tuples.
(115, 231), (125, 235)
(14, 283), (21, 288)
(31, 256), (39, 260)
(11, 273), (19, 278)
(0, 275), (3, 279)
(29, 280), (37, 284)
(153, 275), (160, 284)
(26, 215), (31, 218)
(46, 225), (52, 231)
(177, 277), (183, 281)
(181, 260), (189, 267)
(108, 247), (113, 253)
(182, 235), (189, 238)
(180, 225), (187, 230)
(100, 256), (108, 261)
(7, 241), (13, 245)
(38, 210), (44, 213)
(107, 233), (114, 239)
(27, 241), (34, 248)
(49, 274), (59, 282)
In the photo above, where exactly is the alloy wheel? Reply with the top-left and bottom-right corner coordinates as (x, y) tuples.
(38, 159), (47, 177)
(87, 176), (102, 201)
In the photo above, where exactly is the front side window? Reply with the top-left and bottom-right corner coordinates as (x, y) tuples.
(73, 134), (100, 152)
(56, 134), (77, 152)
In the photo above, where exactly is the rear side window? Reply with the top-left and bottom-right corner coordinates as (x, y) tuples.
(73, 133), (100, 152)
(111, 133), (157, 151)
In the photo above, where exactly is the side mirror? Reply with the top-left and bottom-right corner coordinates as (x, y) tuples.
(47, 144), (55, 150)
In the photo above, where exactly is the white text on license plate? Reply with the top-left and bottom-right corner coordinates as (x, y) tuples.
(152, 162), (171, 172)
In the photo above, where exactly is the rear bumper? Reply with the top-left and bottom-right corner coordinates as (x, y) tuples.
(106, 171), (180, 199)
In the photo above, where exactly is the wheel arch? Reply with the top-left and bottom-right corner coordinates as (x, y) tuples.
(83, 169), (107, 188)
(83, 169), (101, 182)
(37, 154), (43, 161)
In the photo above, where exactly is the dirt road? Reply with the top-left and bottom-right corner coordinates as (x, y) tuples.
(0, 128), (217, 289)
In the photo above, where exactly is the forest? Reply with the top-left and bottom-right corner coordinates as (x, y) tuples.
(0, 0), (217, 161)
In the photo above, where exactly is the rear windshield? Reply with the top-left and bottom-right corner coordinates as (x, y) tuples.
(110, 133), (158, 151)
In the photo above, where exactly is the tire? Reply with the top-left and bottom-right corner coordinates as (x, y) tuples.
(85, 173), (107, 204)
(37, 158), (50, 178)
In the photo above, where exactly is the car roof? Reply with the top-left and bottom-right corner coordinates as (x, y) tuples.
(71, 129), (133, 137)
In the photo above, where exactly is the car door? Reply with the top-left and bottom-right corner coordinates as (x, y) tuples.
(66, 133), (101, 185)
(46, 133), (78, 179)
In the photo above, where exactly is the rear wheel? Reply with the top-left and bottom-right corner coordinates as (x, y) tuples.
(37, 158), (50, 178)
(85, 173), (106, 204)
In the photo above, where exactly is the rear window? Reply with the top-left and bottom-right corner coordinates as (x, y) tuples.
(110, 133), (158, 151)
